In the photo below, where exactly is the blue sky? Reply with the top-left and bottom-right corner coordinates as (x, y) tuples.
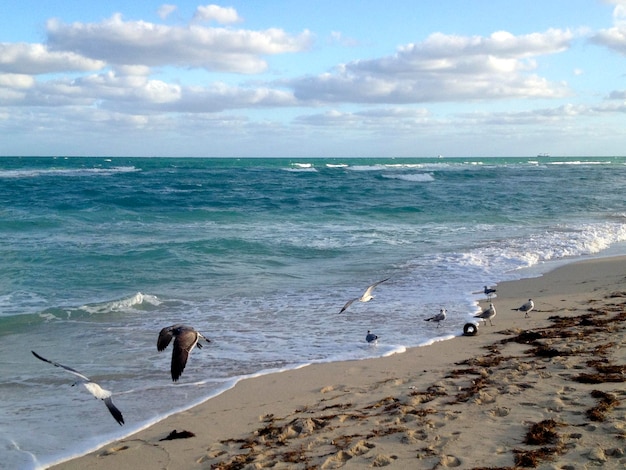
(1, 1), (625, 157)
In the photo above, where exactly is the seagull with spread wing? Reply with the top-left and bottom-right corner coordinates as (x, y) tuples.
(157, 324), (211, 382)
(31, 350), (124, 426)
(339, 278), (390, 314)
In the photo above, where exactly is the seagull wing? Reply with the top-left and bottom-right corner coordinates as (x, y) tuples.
(339, 297), (358, 314)
(32, 351), (90, 382)
(362, 277), (390, 298)
(170, 329), (198, 381)
(157, 325), (179, 351)
(33, 351), (125, 426)
(104, 396), (125, 426)
(83, 382), (124, 425)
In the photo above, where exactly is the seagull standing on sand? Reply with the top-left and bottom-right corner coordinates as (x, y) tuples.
(424, 308), (447, 327)
(366, 330), (379, 343)
(31, 350), (124, 425)
(483, 286), (497, 299)
(513, 299), (534, 318)
(339, 278), (390, 314)
(474, 303), (497, 326)
(157, 324), (211, 382)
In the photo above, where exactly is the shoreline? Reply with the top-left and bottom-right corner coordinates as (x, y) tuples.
(51, 256), (626, 469)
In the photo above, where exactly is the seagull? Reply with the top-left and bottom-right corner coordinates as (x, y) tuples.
(474, 303), (496, 326)
(366, 330), (379, 343)
(483, 285), (497, 299)
(157, 324), (211, 382)
(424, 308), (447, 327)
(31, 350), (124, 426)
(339, 278), (390, 314)
(513, 299), (534, 318)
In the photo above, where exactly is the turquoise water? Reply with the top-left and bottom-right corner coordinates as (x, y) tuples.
(1, 156), (626, 468)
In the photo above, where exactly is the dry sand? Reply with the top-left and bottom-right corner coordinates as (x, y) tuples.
(52, 256), (626, 469)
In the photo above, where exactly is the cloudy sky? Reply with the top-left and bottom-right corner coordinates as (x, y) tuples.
(1, 1), (626, 157)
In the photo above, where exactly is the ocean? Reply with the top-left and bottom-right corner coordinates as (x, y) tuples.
(1, 155), (626, 469)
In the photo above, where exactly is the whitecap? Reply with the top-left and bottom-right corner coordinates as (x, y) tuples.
(347, 164), (387, 171)
(283, 167), (318, 172)
(80, 292), (161, 314)
(381, 173), (435, 182)
(0, 166), (140, 179)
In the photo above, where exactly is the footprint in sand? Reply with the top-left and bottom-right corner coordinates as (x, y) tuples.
(440, 454), (462, 467)
(348, 440), (375, 456)
(321, 450), (352, 469)
(488, 406), (510, 417)
(99, 445), (129, 456)
(370, 453), (398, 467)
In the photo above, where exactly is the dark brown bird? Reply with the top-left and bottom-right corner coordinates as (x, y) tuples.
(157, 324), (210, 382)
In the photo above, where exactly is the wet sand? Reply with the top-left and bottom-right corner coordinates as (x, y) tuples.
(52, 256), (626, 469)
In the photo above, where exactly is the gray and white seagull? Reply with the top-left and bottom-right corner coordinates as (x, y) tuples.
(474, 303), (497, 326)
(31, 350), (124, 426)
(424, 308), (447, 327)
(339, 278), (390, 314)
(157, 324), (211, 382)
(513, 299), (534, 318)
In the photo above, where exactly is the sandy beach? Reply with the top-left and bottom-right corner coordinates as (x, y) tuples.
(52, 256), (626, 469)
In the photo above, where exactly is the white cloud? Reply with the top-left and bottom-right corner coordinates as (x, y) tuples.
(0, 42), (105, 74)
(0, 73), (35, 89)
(295, 107), (430, 130)
(591, 24), (626, 54)
(457, 101), (626, 129)
(2, 65), (297, 114)
(45, 14), (312, 73)
(193, 5), (241, 24)
(157, 83), (297, 113)
(157, 4), (177, 20)
(290, 29), (573, 104)
(608, 89), (626, 99)
(590, 1), (626, 54)
(328, 31), (360, 47)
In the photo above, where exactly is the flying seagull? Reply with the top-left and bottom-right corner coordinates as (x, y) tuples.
(483, 286), (497, 299)
(31, 350), (124, 426)
(513, 299), (534, 318)
(474, 303), (497, 326)
(339, 278), (390, 314)
(365, 330), (379, 343)
(424, 308), (447, 327)
(157, 324), (211, 382)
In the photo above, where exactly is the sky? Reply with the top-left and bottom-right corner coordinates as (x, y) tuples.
(1, 1), (626, 158)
